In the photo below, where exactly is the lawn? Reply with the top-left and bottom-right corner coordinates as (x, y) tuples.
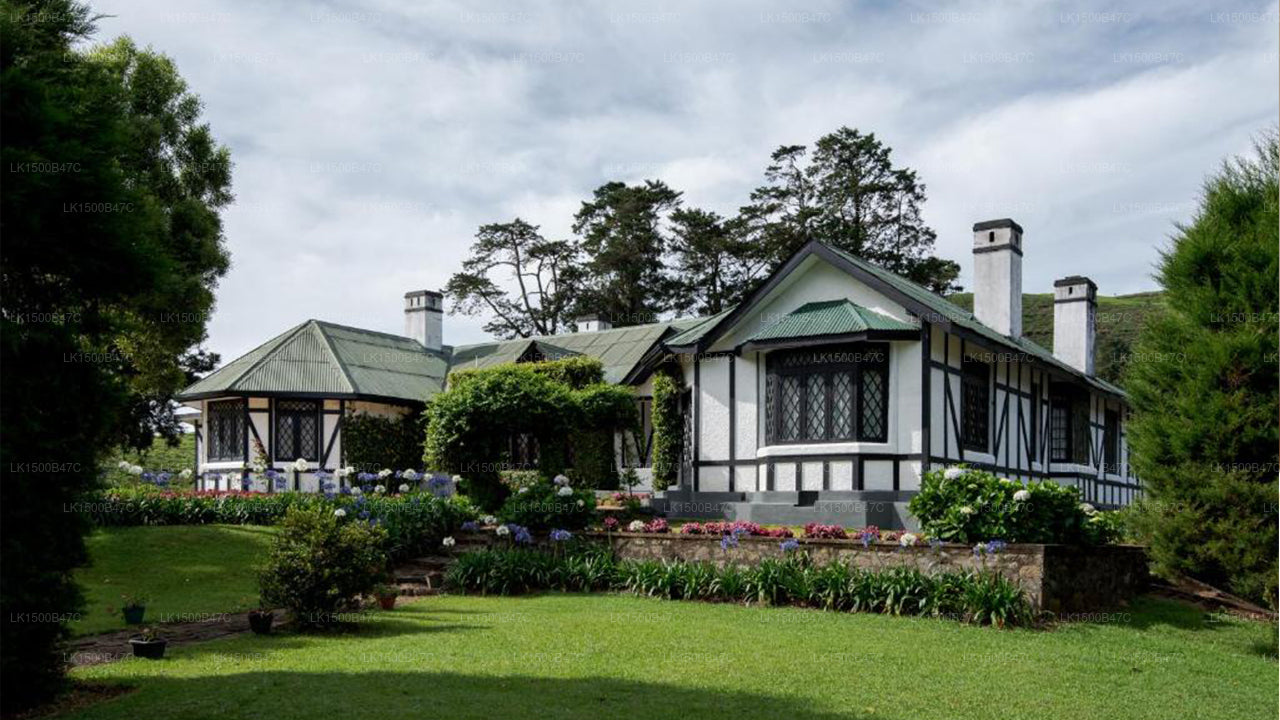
(65, 593), (1275, 720)
(73, 525), (276, 635)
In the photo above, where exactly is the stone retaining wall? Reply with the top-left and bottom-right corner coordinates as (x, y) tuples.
(585, 532), (1148, 613)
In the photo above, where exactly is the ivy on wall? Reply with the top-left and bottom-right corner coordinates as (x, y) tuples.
(650, 370), (684, 492)
(342, 410), (425, 472)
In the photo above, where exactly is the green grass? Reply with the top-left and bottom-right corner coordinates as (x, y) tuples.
(100, 434), (197, 488)
(66, 594), (1274, 720)
(73, 525), (276, 635)
(948, 290), (1166, 386)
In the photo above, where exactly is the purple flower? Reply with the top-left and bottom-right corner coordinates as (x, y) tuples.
(780, 539), (800, 553)
(460, 521), (479, 532)
(511, 525), (533, 545)
(549, 529), (572, 542)
(720, 535), (739, 551)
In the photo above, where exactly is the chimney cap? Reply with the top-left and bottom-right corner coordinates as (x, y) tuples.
(1053, 275), (1097, 290)
(575, 312), (605, 322)
(972, 218), (1024, 234)
(404, 289), (443, 299)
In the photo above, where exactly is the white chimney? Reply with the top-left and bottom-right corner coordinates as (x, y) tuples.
(972, 218), (1023, 339)
(1053, 276), (1097, 376)
(404, 290), (443, 351)
(575, 313), (611, 333)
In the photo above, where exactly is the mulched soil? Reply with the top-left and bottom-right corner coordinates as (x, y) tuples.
(63, 610), (288, 668)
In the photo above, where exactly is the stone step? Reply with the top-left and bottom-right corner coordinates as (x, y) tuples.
(396, 582), (440, 597)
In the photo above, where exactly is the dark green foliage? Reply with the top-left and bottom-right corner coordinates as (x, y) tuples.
(342, 411), (425, 473)
(573, 180), (683, 327)
(498, 480), (597, 532)
(100, 433), (197, 488)
(259, 507), (389, 628)
(1126, 134), (1279, 608)
(909, 467), (1111, 545)
(739, 129), (960, 294)
(1, 3), (230, 709)
(426, 360), (636, 507)
(446, 547), (1035, 627)
(948, 291), (1166, 387)
(425, 365), (576, 511)
(667, 208), (757, 315)
(650, 372), (683, 491)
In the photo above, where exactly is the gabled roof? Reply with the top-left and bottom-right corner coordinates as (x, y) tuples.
(668, 240), (1125, 398)
(177, 320), (449, 404)
(449, 317), (703, 384)
(741, 299), (917, 348)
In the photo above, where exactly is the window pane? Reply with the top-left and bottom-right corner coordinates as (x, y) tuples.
(208, 400), (245, 461)
(1050, 400), (1070, 461)
(275, 400), (319, 461)
(780, 375), (802, 441)
(960, 361), (988, 451)
(764, 373), (776, 445)
(805, 374), (826, 440)
(860, 365), (887, 441)
(832, 372), (854, 439)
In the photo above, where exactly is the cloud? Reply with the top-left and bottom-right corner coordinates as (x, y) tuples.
(87, 0), (1279, 362)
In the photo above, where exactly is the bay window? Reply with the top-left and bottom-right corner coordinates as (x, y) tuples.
(764, 343), (888, 444)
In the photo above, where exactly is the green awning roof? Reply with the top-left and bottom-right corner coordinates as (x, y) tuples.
(177, 320), (448, 404)
(740, 299), (917, 346)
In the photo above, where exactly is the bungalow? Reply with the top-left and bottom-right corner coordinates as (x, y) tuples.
(179, 217), (1139, 527)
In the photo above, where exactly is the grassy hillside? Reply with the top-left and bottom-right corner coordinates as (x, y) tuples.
(948, 291), (1166, 387)
(100, 433), (197, 488)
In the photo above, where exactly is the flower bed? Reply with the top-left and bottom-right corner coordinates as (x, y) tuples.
(445, 545), (1034, 627)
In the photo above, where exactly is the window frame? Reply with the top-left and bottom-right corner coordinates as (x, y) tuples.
(1049, 384), (1091, 465)
(207, 398), (246, 462)
(764, 342), (889, 445)
(273, 398), (322, 462)
(959, 356), (990, 453)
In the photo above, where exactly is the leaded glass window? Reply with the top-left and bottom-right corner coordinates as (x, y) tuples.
(274, 399), (320, 461)
(765, 343), (888, 444)
(960, 358), (989, 452)
(207, 399), (245, 461)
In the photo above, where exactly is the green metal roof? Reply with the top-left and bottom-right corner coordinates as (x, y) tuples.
(177, 320), (448, 404)
(449, 317), (703, 384)
(665, 308), (732, 347)
(742, 299), (917, 344)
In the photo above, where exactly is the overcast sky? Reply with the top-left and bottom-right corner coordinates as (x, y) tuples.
(90, 0), (1279, 361)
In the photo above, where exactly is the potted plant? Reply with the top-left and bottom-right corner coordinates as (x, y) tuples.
(129, 627), (167, 659)
(373, 583), (399, 610)
(247, 599), (275, 635)
(121, 593), (149, 625)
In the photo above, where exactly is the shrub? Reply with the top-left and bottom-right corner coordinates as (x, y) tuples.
(498, 479), (596, 533)
(1125, 134), (1279, 609)
(259, 506), (389, 628)
(908, 466), (1103, 544)
(342, 411), (425, 474)
(649, 372), (682, 492)
(678, 521), (793, 538)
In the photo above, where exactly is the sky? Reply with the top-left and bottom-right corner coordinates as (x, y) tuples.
(89, 0), (1279, 361)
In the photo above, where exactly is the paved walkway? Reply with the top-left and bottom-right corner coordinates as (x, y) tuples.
(63, 610), (286, 667)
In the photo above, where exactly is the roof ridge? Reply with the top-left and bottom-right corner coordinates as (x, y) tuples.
(312, 321), (358, 395)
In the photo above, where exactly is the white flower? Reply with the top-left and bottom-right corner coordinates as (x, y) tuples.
(334, 509), (346, 518)
(374, 484), (386, 494)
(337, 466), (354, 478)
(553, 474), (570, 486)
(442, 536), (456, 548)
(1013, 490), (1031, 502)
(943, 467), (965, 481)
(899, 533), (919, 547)
(495, 525), (510, 537)
(401, 469), (416, 479)
(452, 475), (463, 484)
(627, 520), (646, 532)
(378, 469), (392, 478)
(576, 499), (585, 507)
(351, 486), (363, 496)
(481, 515), (497, 526)
(117, 460), (131, 470)
(128, 464), (144, 476)
(959, 505), (975, 516)
(557, 485), (573, 497)
(518, 486), (529, 494)
(398, 483), (410, 493)
(292, 458), (309, 472)
(180, 468), (193, 478)
(1079, 502), (1097, 515)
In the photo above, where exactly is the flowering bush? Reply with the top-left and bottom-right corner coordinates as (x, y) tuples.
(908, 466), (1113, 544)
(802, 523), (848, 540)
(642, 518), (669, 534)
(679, 521), (793, 538)
(497, 478), (596, 532)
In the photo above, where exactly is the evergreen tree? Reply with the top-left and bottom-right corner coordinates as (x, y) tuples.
(0, 2), (231, 708)
(572, 180), (682, 327)
(740, 128), (961, 294)
(666, 208), (756, 316)
(1126, 132), (1279, 608)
